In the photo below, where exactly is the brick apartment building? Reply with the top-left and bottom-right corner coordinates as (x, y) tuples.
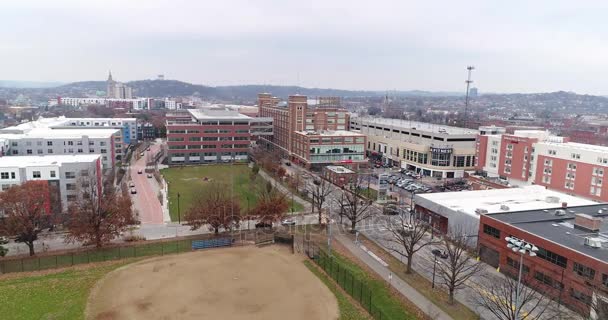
(479, 205), (608, 319)
(165, 108), (272, 164)
(257, 93), (362, 170)
(476, 128), (608, 202)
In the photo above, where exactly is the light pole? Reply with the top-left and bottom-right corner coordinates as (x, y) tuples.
(505, 236), (538, 320)
(431, 254), (439, 289)
(177, 192), (181, 224)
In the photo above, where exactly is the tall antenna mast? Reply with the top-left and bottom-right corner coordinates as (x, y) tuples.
(463, 66), (475, 130)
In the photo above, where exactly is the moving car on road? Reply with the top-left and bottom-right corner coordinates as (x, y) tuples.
(130, 188), (137, 194)
(281, 218), (296, 225)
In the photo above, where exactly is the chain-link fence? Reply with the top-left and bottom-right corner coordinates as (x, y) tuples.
(312, 246), (393, 320)
(0, 230), (271, 274)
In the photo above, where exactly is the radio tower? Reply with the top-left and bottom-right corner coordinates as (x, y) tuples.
(463, 66), (475, 130)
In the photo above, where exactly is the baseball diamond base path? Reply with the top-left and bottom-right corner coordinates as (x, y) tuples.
(86, 246), (339, 320)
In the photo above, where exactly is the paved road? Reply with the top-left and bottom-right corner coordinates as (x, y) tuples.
(130, 144), (164, 224)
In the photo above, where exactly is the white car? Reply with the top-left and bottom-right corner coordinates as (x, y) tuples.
(281, 218), (296, 226)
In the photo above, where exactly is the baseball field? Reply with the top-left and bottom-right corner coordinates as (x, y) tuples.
(86, 246), (339, 320)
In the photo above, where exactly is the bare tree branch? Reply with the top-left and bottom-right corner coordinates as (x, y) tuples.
(385, 212), (435, 273)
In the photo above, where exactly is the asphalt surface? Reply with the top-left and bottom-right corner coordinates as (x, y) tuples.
(130, 144), (164, 224)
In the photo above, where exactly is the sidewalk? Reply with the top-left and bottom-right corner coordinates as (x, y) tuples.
(334, 234), (454, 320)
(258, 169), (311, 210)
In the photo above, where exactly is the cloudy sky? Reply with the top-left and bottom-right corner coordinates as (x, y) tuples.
(2, 0), (608, 94)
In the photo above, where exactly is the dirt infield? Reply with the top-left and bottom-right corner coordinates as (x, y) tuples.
(86, 246), (339, 320)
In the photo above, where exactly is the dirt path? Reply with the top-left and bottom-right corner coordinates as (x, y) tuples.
(87, 246), (338, 320)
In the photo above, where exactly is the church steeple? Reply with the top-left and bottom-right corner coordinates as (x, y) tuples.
(107, 70), (113, 82)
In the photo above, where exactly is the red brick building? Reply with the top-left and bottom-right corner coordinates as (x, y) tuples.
(257, 93), (350, 162)
(479, 205), (608, 319)
(323, 165), (356, 187)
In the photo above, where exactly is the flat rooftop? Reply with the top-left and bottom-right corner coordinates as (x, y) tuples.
(539, 141), (608, 153)
(295, 130), (364, 137)
(352, 116), (478, 135)
(325, 166), (355, 174)
(187, 108), (251, 120)
(487, 204), (608, 262)
(415, 185), (595, 219)
(1, 117), (135, 132)
(0, 154), (101, 167)
(0, 128), (120, 139)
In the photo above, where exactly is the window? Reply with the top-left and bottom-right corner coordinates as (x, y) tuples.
(100, 141), (106, 146)
(506, 257), (529, 273)
(571, 153), (581, 159)
(603, 274), (608, 288)
(570, 289), (592, 305)
(537, 247), (568, 268)
(66, 183), (76, 191)
(80, 170), (89, 177)
(483, 224), (500, 239)
(534, 271), (563, 290)
(548, 149), (557, 155)
(11, 172), (15, 179)
(543, 175), (551, 184)
(32, 171), (41, 178)
(65, 172), (76, 179)
(68, 141), (74, 146)
(47, 141), (53, 146)
(0, 172), (8, 179)
(100, 149), (107, 154)
(50, 171), (56, 178)
(89, 149), (95, 153)
(594, 167), (604, 176)
(565, 181), (574, 190)
(544, 159), (552, 166)
(592, 177), (603, 186)
(26, 149), (32, 154)
(507, 144), (513, 150)
(573, 262), (595, 280)
(188, 137), (201, 142)
(66, 195), (77, 202)
(77, 148), (83, 153)
(567, 163), (577, 170)
(37, 149), (43, 154)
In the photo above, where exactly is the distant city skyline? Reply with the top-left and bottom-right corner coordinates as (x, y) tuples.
(3, 0), (608, 95)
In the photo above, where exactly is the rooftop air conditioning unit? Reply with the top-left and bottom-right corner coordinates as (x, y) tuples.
(475, 208), (488, 215)
(555, 209), (567, 216)
(545, 196), (560, 203)
(584, 237), (603, 248)
(500, 205), (510, 211)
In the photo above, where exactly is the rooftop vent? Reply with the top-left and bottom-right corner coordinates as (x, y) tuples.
(545, 196), (560, 203)
(555, 209), (567, 216)
(475, 208), (488, 215)
(584, 237), (603, 248)
(500, 205), (510, 211)
(574, 214), (602, 232)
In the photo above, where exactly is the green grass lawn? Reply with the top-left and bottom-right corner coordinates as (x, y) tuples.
(304, 260), (371, 320)
(161, 165), (303, 221)
(0, 261), (132, 320)
(316, 249), (418, 320)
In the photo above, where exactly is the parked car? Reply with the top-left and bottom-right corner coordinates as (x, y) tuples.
(146, 147), (151, 151)
(129, 182), (135, 188)
(281, 218), (296, 225)
(137, 169), (143, 174)
(255, 221), (272, 229)
(130, 188), (137, 194)
(383, 204), (400, 215)
(147, 174), (153, 178)
(140, 152), (144, 157)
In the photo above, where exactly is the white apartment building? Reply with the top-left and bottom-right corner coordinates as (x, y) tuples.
(0, 155), (102, 212)
(350, 117), (478, 178)
(0, 129), (119, 169)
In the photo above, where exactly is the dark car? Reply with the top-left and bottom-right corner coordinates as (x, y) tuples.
(432, 249), (448, 259)
(255, 221), (272, 229)
(383, 204), (400, 215)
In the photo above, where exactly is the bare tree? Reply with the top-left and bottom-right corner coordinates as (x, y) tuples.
(65, 174), (135, 248)
(436, 226), (484, 304)
(308, 178), (333, 224)
(185, 182), (241, 234)
(385, 212), (434, 273)
(472, 273), (556, 320)
(334, 176), (374, 232)
(250, 182), (289, 225)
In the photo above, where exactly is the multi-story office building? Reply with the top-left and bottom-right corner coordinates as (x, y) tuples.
(0, 154), (102, 212)
(257, 93), (351, 162)
(479, 205), (608, 319)
(350, 117), (478, 178)
(165, 108), (272, 164)
(291, 130), (367, 170)
(476, 129), (608, 202)
(106, 71), (132, 99)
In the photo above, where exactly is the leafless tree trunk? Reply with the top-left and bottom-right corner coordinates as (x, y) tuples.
(385, 212), (434, 273)
(437, 225), (484, 305)
(472, 273), (557, 320)
(334, 175), (374, 232)
(308, 178), (333, 224)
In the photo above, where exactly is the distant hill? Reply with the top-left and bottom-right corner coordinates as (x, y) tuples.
(0, 80), (65, 88)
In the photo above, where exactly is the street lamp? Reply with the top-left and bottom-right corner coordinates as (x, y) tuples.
(177, 192), (181, 224)
(505, 236), (538, 320)
(431, 253), (440, 289)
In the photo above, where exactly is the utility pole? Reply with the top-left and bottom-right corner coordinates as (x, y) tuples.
(463, 66), (475, 130)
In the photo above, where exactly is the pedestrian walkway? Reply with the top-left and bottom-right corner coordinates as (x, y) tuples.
(258, 169), (311, 210)
(334, 234), (454, 320)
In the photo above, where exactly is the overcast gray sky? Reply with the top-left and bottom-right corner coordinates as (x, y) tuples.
(2, 0), (608, 94)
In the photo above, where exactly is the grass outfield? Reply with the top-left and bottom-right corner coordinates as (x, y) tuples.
(304, 260), (371, 320)
(0, 260), (133, 320)
(161, 165), (303, 221)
